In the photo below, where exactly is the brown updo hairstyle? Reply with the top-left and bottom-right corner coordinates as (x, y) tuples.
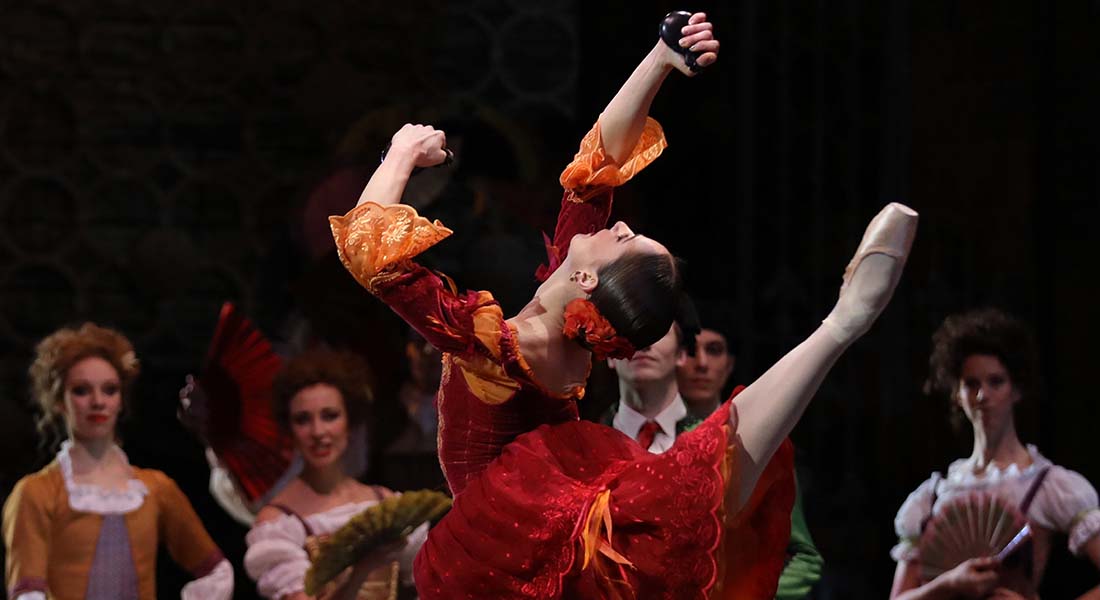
(29, 323), (141, 448)
(272, 348), (375, 431)
(926, 308), (1040, 428)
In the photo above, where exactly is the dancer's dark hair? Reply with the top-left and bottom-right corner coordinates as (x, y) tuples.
(589, 252), (685, 350)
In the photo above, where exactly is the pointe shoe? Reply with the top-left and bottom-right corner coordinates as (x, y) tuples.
(822, 202), (918, 344)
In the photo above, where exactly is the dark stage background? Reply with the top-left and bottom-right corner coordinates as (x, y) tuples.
(1, 1), (1098, 598)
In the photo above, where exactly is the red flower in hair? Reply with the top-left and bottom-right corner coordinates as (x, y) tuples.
(562, 298), (636, 361)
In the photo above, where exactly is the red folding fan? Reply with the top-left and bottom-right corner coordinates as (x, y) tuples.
(188, 302), (290, 503)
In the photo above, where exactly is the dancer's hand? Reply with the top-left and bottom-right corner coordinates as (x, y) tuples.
(352, 537), (406, 573)
(389, 124), (449, 169)
(658, 12), (719, 76)
(323, 538), (408, 600)
(937, 557), (1000, 598)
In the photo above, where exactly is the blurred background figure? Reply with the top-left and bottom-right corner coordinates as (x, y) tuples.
(3, 323), (233, 600)
(381, 329), (446, 493)
(244, 349), (426, 600)
(602, 323), (692, 452)
(890, 309), (1100, 600)
(676, 299), (737, 423)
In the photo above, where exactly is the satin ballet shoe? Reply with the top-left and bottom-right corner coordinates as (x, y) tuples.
(822, 202), (918, 344)
(659, 11), (704, 73)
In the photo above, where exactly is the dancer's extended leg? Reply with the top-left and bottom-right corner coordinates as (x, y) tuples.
(728, 203), (918, 507)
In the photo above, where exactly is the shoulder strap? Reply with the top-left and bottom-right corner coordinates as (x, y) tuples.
(1019, 466), (1052, 515)
(267, 502), (315, 537)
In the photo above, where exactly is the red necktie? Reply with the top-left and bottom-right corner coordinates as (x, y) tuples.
(636, 420), (662, 451)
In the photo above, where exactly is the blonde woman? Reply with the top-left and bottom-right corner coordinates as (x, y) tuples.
(3, 323), (233, 600)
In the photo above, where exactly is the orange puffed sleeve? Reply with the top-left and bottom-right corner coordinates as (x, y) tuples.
(558, 117), (667, 202)
(330, 200), (512, 360)
(152, 471), (225, 577)
(329, 201), (453, 294)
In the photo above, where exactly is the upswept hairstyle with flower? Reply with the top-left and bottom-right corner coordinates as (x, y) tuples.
(29, 323), (141, 448)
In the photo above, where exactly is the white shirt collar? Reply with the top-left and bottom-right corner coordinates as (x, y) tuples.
(612, 394), (687, 449)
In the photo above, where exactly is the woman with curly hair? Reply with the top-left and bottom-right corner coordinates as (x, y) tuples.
(890, 309), (1100, 600)
(243, 348), (426, 600)
(2, 323), (233, 600)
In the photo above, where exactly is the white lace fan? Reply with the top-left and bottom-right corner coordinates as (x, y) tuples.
(918, 492), (1027, 582)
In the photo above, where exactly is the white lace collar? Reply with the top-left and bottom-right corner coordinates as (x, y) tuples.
(945, 444), (1052, 486)
(58, 440), (149, 514)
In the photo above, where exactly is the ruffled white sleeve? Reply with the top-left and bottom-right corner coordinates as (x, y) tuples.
(12, 593), (46, 600)
(399, 522), (430, 584)
(891, 476), (938, 562)
(245, 516), (311, 599)
(1033, 466), (1100, 556)
(181, 559), (234, 600)
(205, 448), (257, 527)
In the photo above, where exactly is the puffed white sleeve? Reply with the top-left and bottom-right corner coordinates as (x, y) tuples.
(204, 448), (258, 527)
(180, 559), (234, 600)
(244, 515), (311, 599)
(398, 522), (430, 585)
(1033, 466), (1100, 556)
(891, 476), (938, 562)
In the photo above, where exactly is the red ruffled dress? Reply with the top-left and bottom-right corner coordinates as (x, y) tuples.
(330, 119), (795, 599)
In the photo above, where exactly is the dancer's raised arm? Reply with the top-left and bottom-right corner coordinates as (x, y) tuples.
(598, 11), (717, 163)
(355, 124), (448, 209)
(331, 123), (492, 357)
(538, 12), (718, 280)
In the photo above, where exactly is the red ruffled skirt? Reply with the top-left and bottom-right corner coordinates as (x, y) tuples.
(414, 400), (795, 599)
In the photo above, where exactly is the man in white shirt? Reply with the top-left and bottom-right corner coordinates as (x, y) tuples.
(603, 322), (692, 454)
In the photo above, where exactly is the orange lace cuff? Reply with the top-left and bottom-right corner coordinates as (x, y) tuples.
(329, 202), (453, 293)
(559, 117), (667, 202)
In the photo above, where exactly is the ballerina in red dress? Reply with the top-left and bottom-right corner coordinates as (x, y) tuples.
(330, 12), (918, 599)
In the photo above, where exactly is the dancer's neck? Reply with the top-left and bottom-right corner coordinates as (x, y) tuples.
(969, 417), (1030, 473)
(619, 377), (680, 420)
(67, 435), (116, 465)
(65, 436), (132, 491)
(300, 462), (347, 496)
(513, 282), (592, 393)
